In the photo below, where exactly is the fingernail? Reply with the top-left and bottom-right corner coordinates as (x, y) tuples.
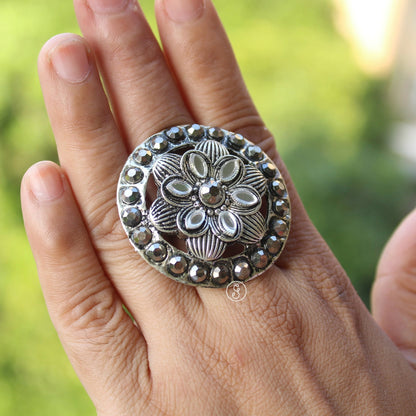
(164, 0), (205, 23)
(49, 38), (91, 84)
(29, 163), (64, 202)
(87, 0), (130, 14)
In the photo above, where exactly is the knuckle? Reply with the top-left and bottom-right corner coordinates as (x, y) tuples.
(221, 110), (264, 136)
(41, 217), (85, 260)
(88, 197), (123, 241)
(203, 90), (256, 122)
(60, 281), (122, 335)
(307, 257), (356, 310)
(246, 275), (304, 347)
(108, 33), (160, 74)
(61, 112), (116, 146)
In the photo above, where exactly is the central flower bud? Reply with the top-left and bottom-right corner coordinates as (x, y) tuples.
(199, 179), (225, 207)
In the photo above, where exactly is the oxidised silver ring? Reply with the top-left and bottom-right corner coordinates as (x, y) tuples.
(117, 125), (291, 288)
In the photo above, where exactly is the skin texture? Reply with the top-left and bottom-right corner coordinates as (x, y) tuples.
(20, 0), (416, 414)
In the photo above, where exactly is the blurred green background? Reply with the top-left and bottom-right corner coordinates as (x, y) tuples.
(1, 0), (414, 413)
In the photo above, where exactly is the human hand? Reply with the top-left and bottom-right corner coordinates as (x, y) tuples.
(21, 0), (416, 414)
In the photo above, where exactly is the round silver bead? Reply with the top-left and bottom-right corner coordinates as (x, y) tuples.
(120, 187), (140, 204)
(132, 226), (152, 247)
(271, 179), (286, 197)
(166, 127), (185, 142)
(150, 135), (168, 152)
(271, 218), (288, 237)
(227, 133), (245, 149)
(168, 255), (188, 276)
(124, 167), (143, 184)
(260, 162), (277, 178)
(273, 200), (290, 217)
(121, 207), (142, 227)
(264, 235), (281, 255)
(251, 249), (269, 269)
(187, 124), (205, 140)
(211, 263), (231, 285)
(234, 259), (252, 281)
(134, 149), (152, 165)
(208, 127), (225, 140)
(199, 179), (225, 207)
(146, 243), (167, 263)
(189, 264), (209, 283)
(245, 145), (263, 161)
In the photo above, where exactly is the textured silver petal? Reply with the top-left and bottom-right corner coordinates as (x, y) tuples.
(160, 175), (194, 207)
(240, 212), (266, 244)
(196, 140), (228, 161)
(153, 154), (181, 186)
(149, 198), (180, 233)
(241, 165), (267, 196)
(181, 150), (211, 184)
(230, 185), (261, 214)
(210, 211), (242, 242)
(177, 206), (209, 237)
(214, 155), (245, 186)
(187, 231), (226, 260)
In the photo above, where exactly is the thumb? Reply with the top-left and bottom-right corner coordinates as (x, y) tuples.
(372, 208), (416, 369)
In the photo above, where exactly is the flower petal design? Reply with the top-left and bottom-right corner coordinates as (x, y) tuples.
(149, 198), (180, 233)
(239, 212), (266, 244)
(230, 185), (261, 215)
(177, 206), (209, 237)
(181, 150), (211, 184)
(210, 211), (242, 242)
(152, 154), (181, 186)
(196, 140), (228, 161)
(214, 155), (245, 186)
(240, 165), (267, 196)
(166, 179), (193, 197)
(187, 230), (227, 260)
(160, 175), (194, 207)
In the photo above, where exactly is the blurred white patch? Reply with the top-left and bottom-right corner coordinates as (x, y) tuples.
(335, 0), (406, 74)
(391, 122), (416, 176)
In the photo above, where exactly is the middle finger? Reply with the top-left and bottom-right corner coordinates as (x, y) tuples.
(74, 0), (192, 148)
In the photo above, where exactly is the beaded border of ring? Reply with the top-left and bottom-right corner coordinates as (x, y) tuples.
(117, 125), (291, 288)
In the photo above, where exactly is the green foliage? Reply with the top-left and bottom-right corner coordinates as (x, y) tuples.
(0, 0), (413, 413)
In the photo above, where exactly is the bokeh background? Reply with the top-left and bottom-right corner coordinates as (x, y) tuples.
(1, 0), (415, 413)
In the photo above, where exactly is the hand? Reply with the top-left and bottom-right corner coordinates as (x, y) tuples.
(21, 0), (416, 414)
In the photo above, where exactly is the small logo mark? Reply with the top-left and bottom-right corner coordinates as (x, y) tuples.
(226, 281), (247, 302)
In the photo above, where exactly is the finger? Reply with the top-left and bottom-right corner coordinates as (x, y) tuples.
(372, 208), (416, 369)
(156, 0), (314, 247)
(38, 33), (127, 234)
(74, 0), (192, 148)
(21, 161), (150, 412)
(155, 0), (314, 263)
(38, 33), (200, 328)
(155, 0), (273, 152)
(155, 0), (340, 318)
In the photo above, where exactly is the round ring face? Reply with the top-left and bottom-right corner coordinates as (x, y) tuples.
(117, 125), (291, 288)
